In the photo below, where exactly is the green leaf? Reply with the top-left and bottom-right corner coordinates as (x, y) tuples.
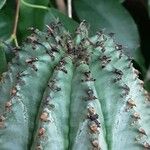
(19, 1), (78, 40)
(0, 1), (15, 40)
(0, 0), (51, 41)
(19, 6), (78, 41)
(0, 0), (78, 42)
(0, 0), (78, 65)
(119, 0), (125, 3)
(73, 0), (144, 67)
(0, 1), (16, 62)
(0, 0), (6, 9)
(44, 8), (78, 33)
(148, 0), (150, 16)
(144, 66), (150, 91)
(0, 42), (7, 74)
(18, 0), (50, 42)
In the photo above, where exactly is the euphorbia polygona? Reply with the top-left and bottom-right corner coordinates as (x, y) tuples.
(0, 21), (150, 150)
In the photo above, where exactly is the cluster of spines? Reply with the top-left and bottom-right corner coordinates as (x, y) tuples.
(80, 69), (101, 150)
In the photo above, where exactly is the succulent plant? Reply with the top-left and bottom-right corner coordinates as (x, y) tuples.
(0, 21), (150, 150)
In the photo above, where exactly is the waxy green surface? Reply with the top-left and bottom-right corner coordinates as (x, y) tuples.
(0, 21), (150, 150)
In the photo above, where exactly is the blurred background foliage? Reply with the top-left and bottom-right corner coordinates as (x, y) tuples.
(0, 0), (150, 91)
